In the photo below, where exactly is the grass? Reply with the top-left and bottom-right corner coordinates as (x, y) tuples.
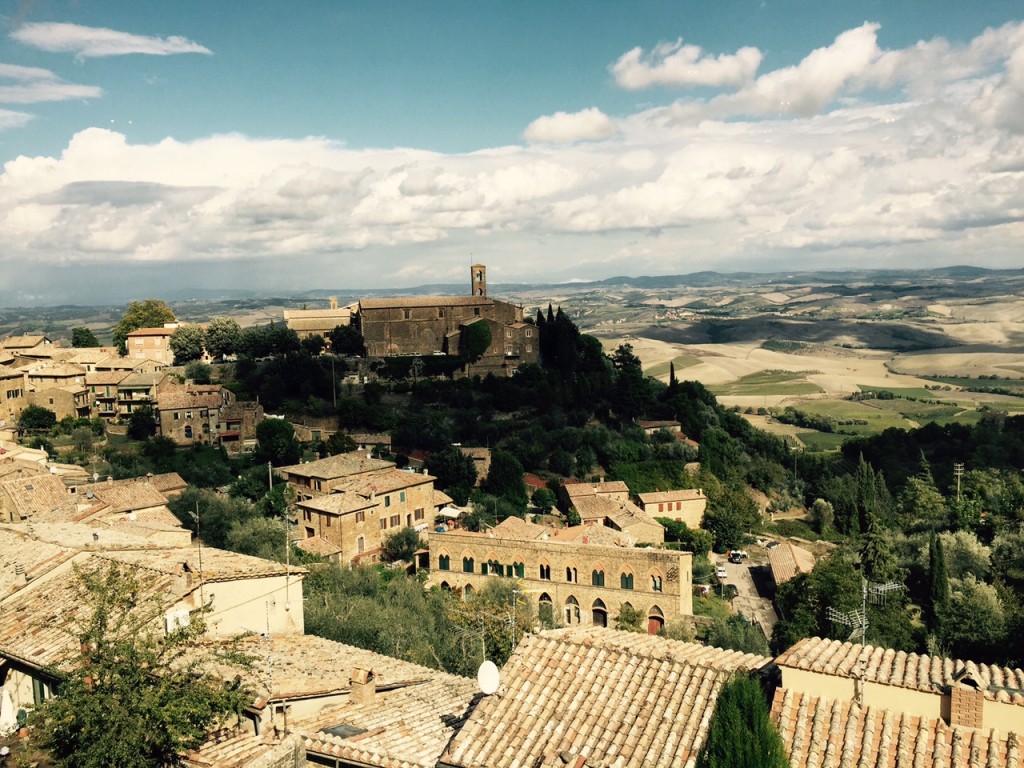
(858, 385), (937, 400)
(924, 375), (1024, 394)
(797, 431), (848, 452)
(645, 353), (702, 379)
(712, 370), (823, 397)
(693, 593), (732, 620)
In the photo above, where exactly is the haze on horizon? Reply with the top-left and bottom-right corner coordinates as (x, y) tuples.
(2, 1), (1024, 307)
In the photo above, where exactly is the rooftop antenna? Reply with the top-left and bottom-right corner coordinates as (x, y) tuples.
(826, 576), (903, 705)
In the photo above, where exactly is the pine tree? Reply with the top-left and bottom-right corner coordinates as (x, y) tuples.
(697, 674), (788, 768)
(929, 531), (950, 629)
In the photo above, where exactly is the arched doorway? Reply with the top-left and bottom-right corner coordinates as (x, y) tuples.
(592, 598), (608, 628)
(538, 593), (554, 627)
(647, 605), (665, 635)
(564, 596), (580, 625)
(463, 583), (474, 601)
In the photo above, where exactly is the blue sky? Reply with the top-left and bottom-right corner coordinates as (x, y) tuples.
(2, 1), (1024, 304)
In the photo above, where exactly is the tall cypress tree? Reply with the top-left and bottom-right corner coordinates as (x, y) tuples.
(697, 674), (788, 768)
(929, 532), (950, 629)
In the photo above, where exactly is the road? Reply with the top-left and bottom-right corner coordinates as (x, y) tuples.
(715, 554), (779, 639)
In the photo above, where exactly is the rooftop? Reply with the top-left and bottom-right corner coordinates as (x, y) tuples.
(297, 491), (378, 516)
(637, 489), (705, 505)
(336, 468), (436, 497)
(564, 480), (631, 499)
(0, 527), (75, 600)
(360, 297), (494, 310)
(158, 391), (226, 410)
(772, 687), (1021, 768)
(775, 637), (1024, 704)
(279, 452), (394, 481)
(96, 547), (305, 583)
(1, 472), (77, 520)
(767, 541), (816, 585)
(440, 628), (771, 768)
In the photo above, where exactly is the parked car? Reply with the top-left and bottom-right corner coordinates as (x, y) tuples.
(715, 566), (728, 580)
(728, 551), (743, 564)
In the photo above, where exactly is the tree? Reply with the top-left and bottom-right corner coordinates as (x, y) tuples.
(706, 616), (770, 655)
(127, 406), (158, 440)
(425, 446), (477, 506)
(71, 327), (100, 347)
(928, 531), (949, 629)
(328, 324), (366, 356)
(808, 498), (835, 534)
(204, 317), (242, 360)
(323, 432), (357, 456)
(462, 321), (493, 362)
(615, 603), (645, 632)
(484, 450), (527, 511)
(696, 674), (788, 768)
(17, 404), (57, 432)
(30, 561), (252, 768)
(380, 526), (426, 563)
(169, 325), (206, 365)
(185, 361), (213, 385)
(254, 419), (300, 467)
(113, 299), (175, 355)
(531, 487), (556, 514)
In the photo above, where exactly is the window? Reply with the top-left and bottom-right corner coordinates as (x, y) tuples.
(314, 480), (322, 491)
(303, 510), (311, 521)
(400, 491), (406, 503)
(505, 345), (513, 355)
(651, 575), (663, 592)
(526, 345), (532, 352)
(325, 516), (332, 528)
(513, 561), (525, 578)
(620, 572), (634, 590)
(539, 564), (551, 580)
(403, 309), (411, 320)
(186, 411), (193, 419)
(525, 328), (532, 338)
(506, 330), (512, 338)
(184, 426), (193, 439)
(659, 503), (664, 512)
(357, 536), (365, 553)
(438, 555), (451, 571)
(463, 556), (475, 573)
(438, 308), (445, 319)
(380, 519), (387, 530)
(592, 569), (605, 587)
(390, 515), (400, 527)
(414, 508), (424, 521)
(48, 398), (54, 405)
(384, 495), (391, 507)
(355, 510), (365, 523)
(474, 307), (481, 316)
(566, 566), (577, 583)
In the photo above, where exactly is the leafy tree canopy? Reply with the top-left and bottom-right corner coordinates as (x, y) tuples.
(463, 321), (492, 362)
(113, 299), (175, 355)
(18, 404), (57, 432)
(127, 406), (158, 441)
(71, 327), (100, 347)
(380, 526), (426, 563)
(696, 673), (788, 768)
(254, 418), (300, 467)
(425, 446), (477, 506)
(204, 317), (242, 360)
(169, 325), (206, 365)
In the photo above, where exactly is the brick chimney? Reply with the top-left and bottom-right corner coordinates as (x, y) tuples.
(949, 672), (985, 729)
(350, 667), (375, 705)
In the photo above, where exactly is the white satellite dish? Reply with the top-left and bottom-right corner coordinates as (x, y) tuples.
(477, 660), (500, 695)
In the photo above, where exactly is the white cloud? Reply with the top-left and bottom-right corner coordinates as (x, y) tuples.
(4, 21), (1024, 301)
(611, 39), (762, 90)
(0, 63), (102, 105)
(11, 22), (212, 59)
(0, 108), (34, 129)
(523, 108), (618, 144)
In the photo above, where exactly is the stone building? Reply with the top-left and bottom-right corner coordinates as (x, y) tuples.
(427, 516), (692, 633)
(636, 488), (707, 529)
(155, 386), (233, 446)
(283, 297), (355, 341)
(124, 324), (179, 365)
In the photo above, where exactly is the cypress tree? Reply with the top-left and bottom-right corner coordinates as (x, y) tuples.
(929, 532), (950, 629)
(697, 674), (788, 768)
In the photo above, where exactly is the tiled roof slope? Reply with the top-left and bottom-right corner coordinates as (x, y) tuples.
(776, 637), (1024, 704)
(336, 468), (435, 496)
(772, 688), (1021, 768)
(184, 731), (303, 768)
(1, 472), (76, 519)
(637, 489), (704, 505)
(360, 297), (494, 309)
(77, 480), (169, 514)
(279, 452), (394, 480)
(440, 628), (772, 768)
(564, 480), (630, 499)
(0, 527), (75, 600)
(298, 675), (479, 768)
(768, 541), (816, 585)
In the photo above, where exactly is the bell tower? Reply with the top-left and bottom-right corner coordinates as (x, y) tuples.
(471, 264), (487, 297)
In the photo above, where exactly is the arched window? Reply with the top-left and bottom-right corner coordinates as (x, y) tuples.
(650, 570), (663, 592)
(357, 536), (365, 554)
(620, 571), (634, 590)
(184, 425), (193, 439)
(647, 605), (665, 635)
(438, 554), (450, 571)
(591, 569), (605, 587)
(538, 562), (551, 580)
(462, 556), (475, 573)
(538, 593), (554, 627)
(463, 584), (474, 598)
(566, 566), (578, 583)
(513, 561), (525, 578)
(564, 596), (580, 625)
(592, 599), (608, 628)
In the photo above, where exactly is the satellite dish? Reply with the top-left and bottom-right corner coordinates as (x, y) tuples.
(477, 660), (500, 695)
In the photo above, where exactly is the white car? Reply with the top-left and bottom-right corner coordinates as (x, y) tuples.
(716, 566), (728, 580)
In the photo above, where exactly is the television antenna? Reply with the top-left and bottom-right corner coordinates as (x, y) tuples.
(826, 577), (903, 704)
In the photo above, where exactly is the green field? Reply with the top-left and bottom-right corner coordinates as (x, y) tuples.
(712, 370), (823, 397)
(796, 431), (849, 451)
(646, 354), (702, 379)
(857, 385), (936, 400)
(922, 376), (1024, 395)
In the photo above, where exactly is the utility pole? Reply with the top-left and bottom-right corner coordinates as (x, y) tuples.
(953, 462), (964, 501)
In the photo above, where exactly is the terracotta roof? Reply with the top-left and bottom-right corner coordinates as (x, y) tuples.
(767, 541), (816, 585)
(158, 391), (225, 410)
(184, 732), (302, 768)
(564, 480), (631, 499)
(295, 536), (343, 557)
(359, 297), (494, 310)
(298, 491), (378, 516)
(547, 522), (636, 548)
(573, 495), (663, 536)
(299, 676), (479, 768)
(1, 472), (77, 520)
(3, 520), (176, 550)
(126, 327), (175, 337)
(336, 468), (436, 496)
(68, 348), (119, 364)
(0, 335), (49, 350)
(488, 516), (549, 541)
(635, 420), (681, 429)
(0, 527), (75, 600)
(776, 637), (1024, 704)
(147, 472), (188, 495)
(0, 364), (24, 379)
(440, 628), (771, 768)
(103, 505), (183, 529)
(26, 363), (87, 378)
(85, 370), (131, 385)
(637, 489), (705, 505)
(280, 452), (395, 481)
(432, 488), (453, 507)
(96, 547), (305, 583)
(77, 480), (169, 515)
(119, 371), (168, 387)
(348, 433), (392, 445)
(772, 687), (1022, 768)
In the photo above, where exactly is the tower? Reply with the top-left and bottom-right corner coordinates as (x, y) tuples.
(471, 264), (487, 297)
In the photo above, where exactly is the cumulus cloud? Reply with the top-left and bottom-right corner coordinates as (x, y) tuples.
(523, 108), (618, 144)
(11, 22), (212, 59)
(611, 39), (762, 90)
(4, 21), (1024, 301)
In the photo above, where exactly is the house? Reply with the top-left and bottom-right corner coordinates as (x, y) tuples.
(428, 516), (691, 632)
(636, 488), (707, 529)
(294, 466), (445, 565)
(217, 401), (264, 453)
(438, 626), (772, 768)
(635, 419), (683, 436)
(278, 452), (396, 500)
(0, 334), (51, 353)
(766, 540), (816, 586)
(124, 324), (180, 365)
(67, 347), (121, 372)
(86, 369), (130, 420)
(0, 365), (28, 423)
(0, 471), (77, 522)
(460, 446), (491, 485)
(156, 386), (233, 446)
(117, 370), (171, 415)
(772, 636), (1024, 767)
(283, 297), (356, 341)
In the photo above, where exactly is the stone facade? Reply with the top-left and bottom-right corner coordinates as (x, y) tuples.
(125, 325), (178, 365)
(637, 489), (707, 529)
(427, 525), (692, 633)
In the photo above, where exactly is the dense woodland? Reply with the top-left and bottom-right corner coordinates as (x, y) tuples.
(25, 304), (1024, 671)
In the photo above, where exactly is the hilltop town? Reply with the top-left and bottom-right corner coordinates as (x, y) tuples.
(0, 267), (1021, 767)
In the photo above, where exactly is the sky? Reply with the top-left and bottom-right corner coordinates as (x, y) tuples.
(2, 1), (1024, 305)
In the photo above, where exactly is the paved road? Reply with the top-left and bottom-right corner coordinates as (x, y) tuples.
(716, 555), (779, 639)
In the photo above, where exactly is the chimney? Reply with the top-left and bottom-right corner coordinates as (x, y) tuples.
(948, 673), (985, 728)
(350, 668), (375, 705)
(14, 561), (27, 584)
(106, 475), (114, 485)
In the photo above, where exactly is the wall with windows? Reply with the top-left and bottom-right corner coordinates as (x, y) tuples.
(426, 530), (693, 632)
